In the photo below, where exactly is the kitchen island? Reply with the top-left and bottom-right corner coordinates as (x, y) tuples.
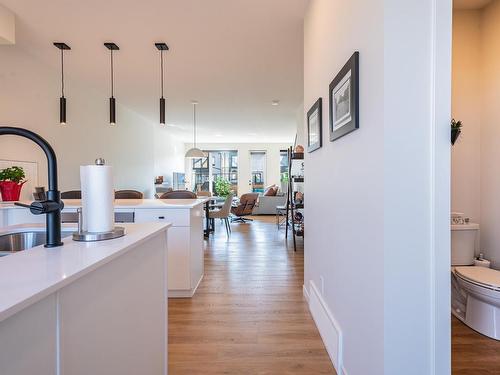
(0, 198), (208, 297)
(0, 222), (170, 375)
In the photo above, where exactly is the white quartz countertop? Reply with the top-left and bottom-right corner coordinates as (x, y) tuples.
(0, 222), (171, 322)
(0, 198), (209, 210)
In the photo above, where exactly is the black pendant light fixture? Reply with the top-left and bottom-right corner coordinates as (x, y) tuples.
(155, 43), (169, 125)
(104, 42), (119, 125)
(53, 42), (71, 125)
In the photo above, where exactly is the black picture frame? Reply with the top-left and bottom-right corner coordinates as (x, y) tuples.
(329, 51), (359, 142)
(307, 98), (322, 153)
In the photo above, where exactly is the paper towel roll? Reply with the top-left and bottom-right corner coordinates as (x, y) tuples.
(474, 258), (491, 268)
(80, 164), (114, 233)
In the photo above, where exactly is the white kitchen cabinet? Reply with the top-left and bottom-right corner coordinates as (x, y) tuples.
(134, 204), (204, 297)
(0, 198), (207, 298)
(0, 223), (169, 375)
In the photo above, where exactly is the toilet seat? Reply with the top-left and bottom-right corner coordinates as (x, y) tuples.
(455, 266), (500, 292)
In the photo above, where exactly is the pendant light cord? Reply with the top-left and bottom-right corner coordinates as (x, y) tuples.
(61, 49), (65, 97)
(160, 50), (164, 99)
(110, 49), (114, 98)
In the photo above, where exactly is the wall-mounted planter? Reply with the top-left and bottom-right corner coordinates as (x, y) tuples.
(451, 128), (461, 145)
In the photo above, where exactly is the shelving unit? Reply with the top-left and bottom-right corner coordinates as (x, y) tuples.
(285, 146), (304, 252)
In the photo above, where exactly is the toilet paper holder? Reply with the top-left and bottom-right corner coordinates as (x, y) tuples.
(72, 207), (125, 242)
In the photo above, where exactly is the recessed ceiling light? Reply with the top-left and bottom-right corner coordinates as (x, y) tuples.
(215, 134), (223, 137)
(271, 100), (280, 106)
(248, 132), (257, 136)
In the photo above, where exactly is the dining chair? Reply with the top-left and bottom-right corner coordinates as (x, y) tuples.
(159, 190), (197, 199)
(115, 190), (144, 199)
(61, 190), (82, 199)
(209, 194), (233, 236)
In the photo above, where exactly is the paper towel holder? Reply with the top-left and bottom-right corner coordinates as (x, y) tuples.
(72, 207), (125, 242)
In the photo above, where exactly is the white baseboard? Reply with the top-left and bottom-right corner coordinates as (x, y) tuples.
(303, 284), (310, 302)
(168, 274), (204, 298)
(308, 280), (343, 372)
(168, 290), (194, 298)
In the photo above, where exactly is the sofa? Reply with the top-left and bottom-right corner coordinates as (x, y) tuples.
(252, 194), (287, 215)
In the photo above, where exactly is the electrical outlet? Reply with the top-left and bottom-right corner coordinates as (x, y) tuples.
(320, 275), (325, 295)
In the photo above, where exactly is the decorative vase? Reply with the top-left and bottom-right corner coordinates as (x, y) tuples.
(451, 128), (461, 145)
(0, 181), (26, 201)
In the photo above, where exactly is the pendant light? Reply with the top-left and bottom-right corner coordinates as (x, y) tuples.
(155, 43), (169, 124)
(104, 42), (119, 125)
(185, 101), (206, 158)
(53, 42), (71, 125)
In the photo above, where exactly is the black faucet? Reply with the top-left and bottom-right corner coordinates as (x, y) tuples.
(0, 127), (64, 247)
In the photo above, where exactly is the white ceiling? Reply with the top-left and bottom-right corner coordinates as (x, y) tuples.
(1, 0), (308, 143)
(454, 0), (492, 9)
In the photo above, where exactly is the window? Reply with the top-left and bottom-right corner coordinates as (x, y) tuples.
(191, 157), (209, 192)
(191, 151), (238, 195)
(210, 151), (238, 194)
(280, 149), (289, 192)
(250, 151), (266, 193)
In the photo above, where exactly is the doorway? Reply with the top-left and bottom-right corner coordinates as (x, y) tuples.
(450, 1), (500, 372)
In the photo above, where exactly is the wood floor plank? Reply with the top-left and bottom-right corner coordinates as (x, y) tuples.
(168, 215), (335, 374)
(452, 316), (500, 374)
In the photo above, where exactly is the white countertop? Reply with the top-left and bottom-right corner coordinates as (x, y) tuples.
(0, 198), (209, 210)
(0, 222), (171, 322)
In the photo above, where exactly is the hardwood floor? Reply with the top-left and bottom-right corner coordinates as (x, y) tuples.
(168, 215), (336, 374)
(452, 316), (500, 374)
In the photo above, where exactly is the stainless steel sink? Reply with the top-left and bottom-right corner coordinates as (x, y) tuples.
(0, 231), (73, 256)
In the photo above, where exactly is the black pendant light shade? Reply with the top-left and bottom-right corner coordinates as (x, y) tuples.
(59, 97), (66, 124)
(54, 42), (71, 125)
(109, 97), (116, 124)
(160, 97), (166, 124)
(105, 42), (119, 125)
(155, 43), (169, 125)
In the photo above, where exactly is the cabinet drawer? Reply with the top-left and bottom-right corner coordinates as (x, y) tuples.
(134, 209), (189, 226)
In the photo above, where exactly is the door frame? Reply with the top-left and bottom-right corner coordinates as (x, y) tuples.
(431, 0), (452, 373)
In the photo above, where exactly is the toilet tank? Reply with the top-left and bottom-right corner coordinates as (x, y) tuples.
(451, 223), (479, 266)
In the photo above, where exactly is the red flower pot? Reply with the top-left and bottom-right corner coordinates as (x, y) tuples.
(0, 181), (26, 201)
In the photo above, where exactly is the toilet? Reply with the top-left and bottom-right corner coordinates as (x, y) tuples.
(451, 215), (500, 340)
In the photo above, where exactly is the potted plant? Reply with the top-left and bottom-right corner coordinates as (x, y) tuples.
(451, 118), (462, 145)
(0, 166), (26, 201)
(214, 177), (232, 198)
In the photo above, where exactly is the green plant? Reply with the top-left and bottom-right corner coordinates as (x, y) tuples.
(214, 177), (232, 197)
(0, 166), (26, 184)
(280, 171), (289, 183)
(451, 118), (462, 130)
(451, 118), (463, 145)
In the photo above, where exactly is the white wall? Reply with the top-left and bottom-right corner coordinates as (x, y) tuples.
(480, 1), (500, 268)
(451, 10), (482, 226)
(0, 46), (185, 198)
(295, 102), (305, 147)
(0, 4), (15, 44)
(184, 142), (290, 195)
(304, 2), (383, 373)
(304, 1), (451, 374)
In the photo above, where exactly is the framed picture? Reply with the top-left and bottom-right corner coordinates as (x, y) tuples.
(329, 51), (359, 141)
(307, 98), (322, 153)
